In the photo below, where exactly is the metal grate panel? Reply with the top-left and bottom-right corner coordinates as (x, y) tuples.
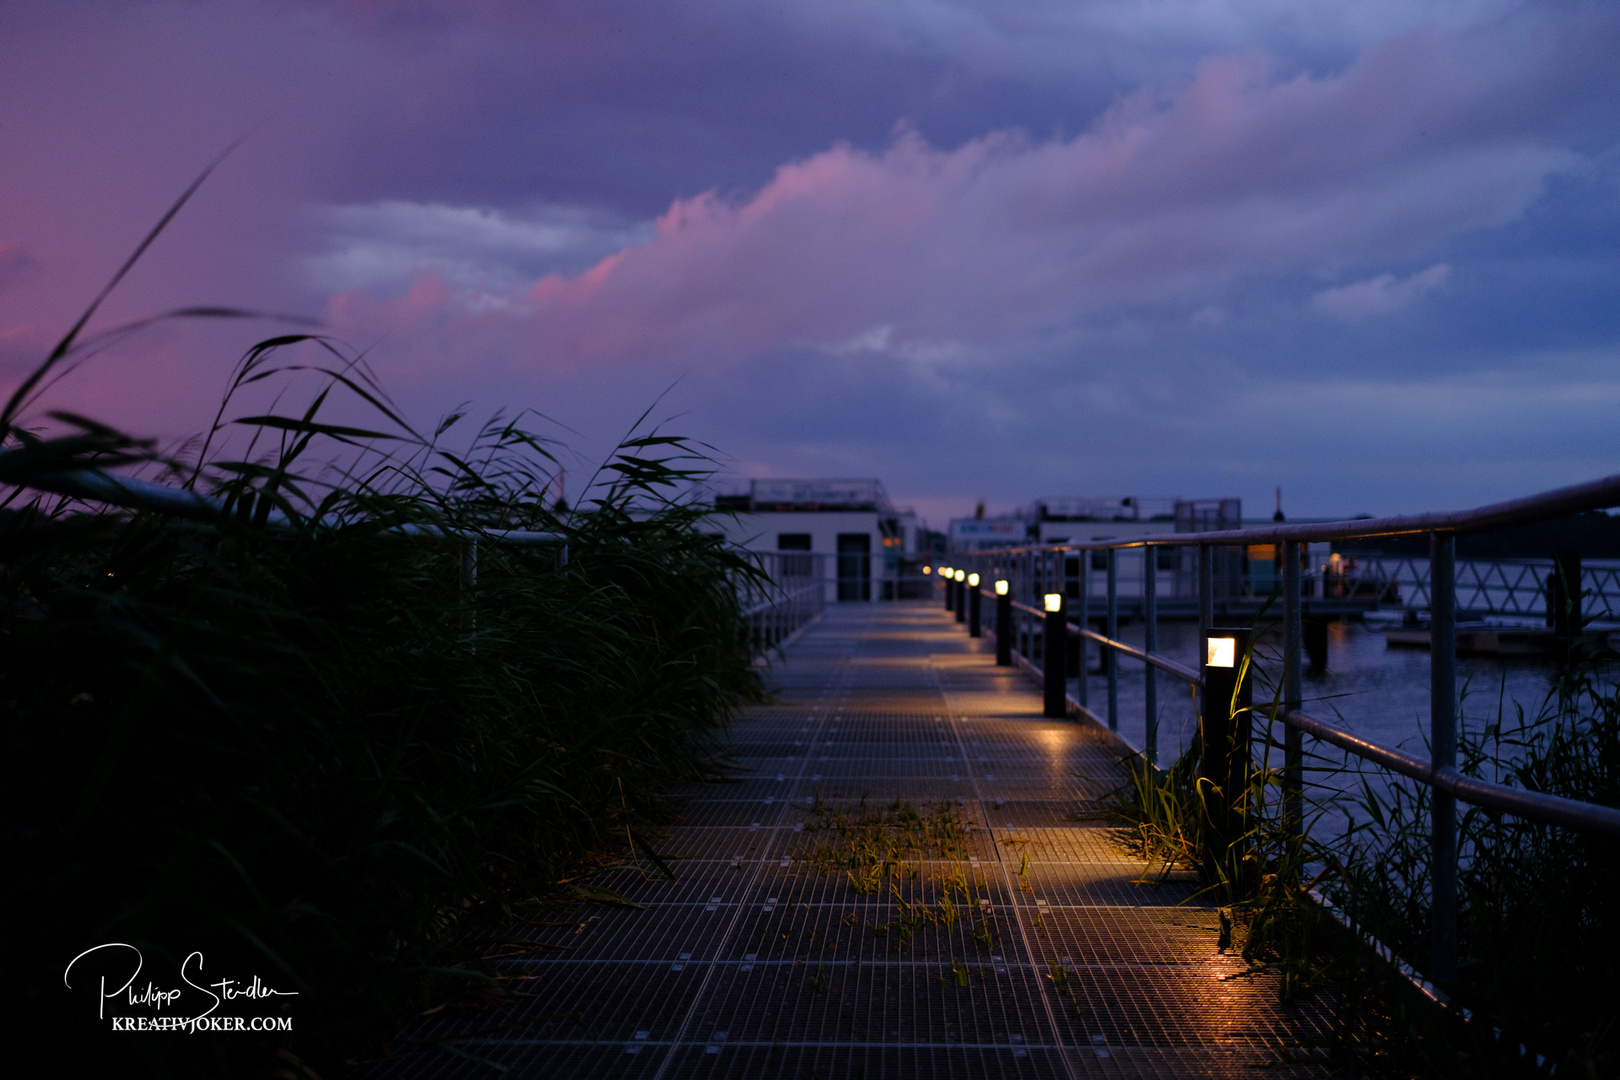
(358, 603), (1356, 1079)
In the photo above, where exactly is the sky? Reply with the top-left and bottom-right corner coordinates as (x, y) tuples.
(1, 0), (1617, 527)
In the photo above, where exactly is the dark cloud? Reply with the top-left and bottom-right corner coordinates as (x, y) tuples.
(0, 0), (1616, 519)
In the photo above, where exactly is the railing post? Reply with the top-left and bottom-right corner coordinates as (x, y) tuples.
(1106, 547), (1118, 731)
(460, 537), (479, 591)
(1198, 544), (1212, 754)
(1043, 591), (1067, 718)
(1282, 539), (1304, 865)
(1021, 554), (1033, 660)
(460, 537), (479, 642)
(968, 573), (982, 638)
(1198, 544), (1213, 636)
(1144, 545), (1158, 766)
(1429, 531), (1458, 991)
(1077, 547), (1090, 711)
(994, 579), (1011, 666)
(1551, 549), (1582, 641)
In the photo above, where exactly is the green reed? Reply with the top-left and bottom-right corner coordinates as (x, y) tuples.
(1109, 614), (1620, 1076)
(0, 329), (765, 1076)
(1324, 658), (1620, 1077)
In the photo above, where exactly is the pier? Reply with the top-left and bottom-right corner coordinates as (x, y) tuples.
(377, 603), (1340, 1078)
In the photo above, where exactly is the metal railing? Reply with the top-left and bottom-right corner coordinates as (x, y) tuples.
(1325, 552), (1620, 617)
(952, 543), (1620, 618)
(3, 463), (818, 657)
(740, 552), (828, 656)
(13, 466), (568, 547)
(947, 472), (1620, 995)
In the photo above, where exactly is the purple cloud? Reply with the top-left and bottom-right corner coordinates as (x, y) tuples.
(324, 25), (1588, 371)
(0, 0), (1615, 517)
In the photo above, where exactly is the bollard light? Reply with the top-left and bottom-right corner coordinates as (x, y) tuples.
(922, 566), (932, 575)
(967, 572), (983, 637)
(955, 569), (965, 582)
(994, 578), (1012, 665)
(1042, 592), (1067, 716)
(1199, 627), (1252, 877)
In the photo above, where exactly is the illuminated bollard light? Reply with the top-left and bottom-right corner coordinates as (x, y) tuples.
(954, 570), (967, 623)
(968, 573), (982, 637)
(1200, 627), (1253, 877)
(1043, 592), (1067, 718)
(994, 580), (1011, 666)
(942, 566), (954, 612)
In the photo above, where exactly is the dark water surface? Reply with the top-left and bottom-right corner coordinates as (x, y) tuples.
(1064, 617), (1598, 837)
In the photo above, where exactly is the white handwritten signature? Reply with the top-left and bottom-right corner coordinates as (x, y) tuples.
(63, 943), (297, 1022)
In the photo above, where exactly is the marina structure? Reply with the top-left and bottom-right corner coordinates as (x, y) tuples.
(952, 495), (1336, 615)
(711, 479), (929, 601)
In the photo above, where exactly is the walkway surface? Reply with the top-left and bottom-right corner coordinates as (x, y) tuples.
(382, 602), (1344, 1078)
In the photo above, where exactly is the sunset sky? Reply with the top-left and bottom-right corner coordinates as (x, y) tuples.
(2, 1), (1617, 525)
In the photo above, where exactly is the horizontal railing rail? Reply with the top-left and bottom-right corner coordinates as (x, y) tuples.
(934, 470), (1620, 997)
(1007, 597), (1201, 683)
(1277, 708), (1620, 836)
(974, 473), (1620, 551)
(12, 465), (567, 545)
(1004, 593), (1620, 834)
(3, 462), (815, 657)
(740, 581), (825, 620)
(737, 551), (829, 657)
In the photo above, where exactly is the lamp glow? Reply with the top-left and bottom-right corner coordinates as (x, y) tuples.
(995, 580), (1009, 596)
(1044, 592), (1063, 613)
(954, 569), (965, 582)
(922, 566), (931, 575)
(967, 573), (979, 586)
(1207, 637), (1237, 668)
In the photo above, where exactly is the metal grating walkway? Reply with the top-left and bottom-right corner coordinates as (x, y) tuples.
(368, 602), (1349, 1078)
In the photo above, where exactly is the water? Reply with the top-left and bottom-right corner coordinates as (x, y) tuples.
(1073, 619), (1569, 760)
(1062, 617), (1587, 836)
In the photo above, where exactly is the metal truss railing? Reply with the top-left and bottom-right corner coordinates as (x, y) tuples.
(1325, 553), (1620, 618)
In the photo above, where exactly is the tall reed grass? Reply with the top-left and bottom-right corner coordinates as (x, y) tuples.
(2, 316), (764, 1075)
(1111, 622), (1620, 1077)
(1325, 662), (1620, 1077)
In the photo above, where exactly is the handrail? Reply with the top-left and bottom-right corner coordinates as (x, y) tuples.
(1074, 626), (1202, 685)
(946, 466), (1620, 1003)
(1281, 709), (1620, 838)
(12, 462), (818, 661)
(995, 581), (1620, 837)
(973, 472), (1620, 552)
(740, 579), (827, 619)
(1007, 595), (1202, 684)
(10, 465), (566, 545)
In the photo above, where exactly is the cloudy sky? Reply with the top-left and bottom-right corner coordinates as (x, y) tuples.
(1, 1), (1616, 524)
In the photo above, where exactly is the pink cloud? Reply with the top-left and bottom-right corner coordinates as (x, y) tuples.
(326, 20), (1595, 373)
